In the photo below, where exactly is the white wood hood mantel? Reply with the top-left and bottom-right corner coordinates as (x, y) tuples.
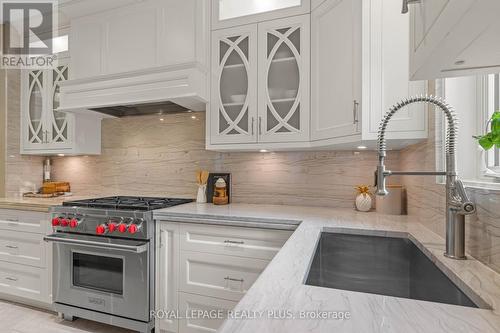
(59, 62), (208, 113)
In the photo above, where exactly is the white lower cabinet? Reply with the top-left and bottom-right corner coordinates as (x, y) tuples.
(180, 251), (269, 302)
(0, 230), (46, 267)
(179, 223), (291, 260)
(156, 221), (293, 333)
(0, 209), (51, 305)
(0, 209), (49, 234)
(156, 223), (180, 333)
(0, 261), (49, 302)
(178, 292), (237, 333)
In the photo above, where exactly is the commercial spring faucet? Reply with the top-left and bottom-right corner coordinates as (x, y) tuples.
(375, 95), (476, 259)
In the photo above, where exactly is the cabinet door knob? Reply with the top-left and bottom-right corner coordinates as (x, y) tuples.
(402, 0), (421, 14)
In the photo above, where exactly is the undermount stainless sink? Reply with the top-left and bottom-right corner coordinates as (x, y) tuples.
(305, 233), (478, 308)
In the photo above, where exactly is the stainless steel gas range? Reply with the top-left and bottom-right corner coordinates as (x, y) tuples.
(44, 196), (192, 333)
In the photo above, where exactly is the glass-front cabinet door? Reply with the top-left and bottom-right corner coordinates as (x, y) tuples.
(213, 0), (310, 30)
(258, 15), (310, 143)
(21, 60), (73, 153)
(211, 24), (258, 144)
(24, 70), (46, 149)
(48, 63), (72, 148)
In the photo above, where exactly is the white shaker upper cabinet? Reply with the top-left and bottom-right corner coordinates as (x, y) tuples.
(362, 0), (427, 142)
(258, 15), (310, 143)
(311, 0), (361, 142)
(210, 24), (258, 145)
(70, 0), (206, 80)
(408, 0), (500, 80)
(212, 0), (310, 30)
(310, 0), (427, 149)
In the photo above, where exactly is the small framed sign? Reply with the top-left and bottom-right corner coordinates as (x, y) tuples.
(206, 173), (231, 204)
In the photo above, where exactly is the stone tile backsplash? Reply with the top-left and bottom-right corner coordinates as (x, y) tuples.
(6, 71), (500, 274)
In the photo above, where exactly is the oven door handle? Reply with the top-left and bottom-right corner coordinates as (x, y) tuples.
(43, 234), (148, 253)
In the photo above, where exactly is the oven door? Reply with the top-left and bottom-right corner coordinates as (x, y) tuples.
(45, 233), (150, 322)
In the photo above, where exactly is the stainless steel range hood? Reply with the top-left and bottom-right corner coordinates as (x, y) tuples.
(58, 63), (208, 117)
(89, 101), (189, 118)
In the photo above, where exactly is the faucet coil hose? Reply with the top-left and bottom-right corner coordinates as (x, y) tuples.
(377, 95), (458, 157)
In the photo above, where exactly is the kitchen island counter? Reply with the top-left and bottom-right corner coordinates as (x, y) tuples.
(155, 203), (500, 333)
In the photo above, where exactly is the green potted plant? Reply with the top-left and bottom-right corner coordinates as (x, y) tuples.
(474, 110), (500, 176)
(474, 111), (500, 150)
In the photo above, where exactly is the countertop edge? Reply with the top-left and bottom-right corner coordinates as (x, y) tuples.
(154, 211), (301, 230)
(156, 216), (298, 230)
(0, 203), (52, 213)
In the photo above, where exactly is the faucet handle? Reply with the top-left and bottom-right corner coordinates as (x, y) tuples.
(461, 202), (475, 215)
(452, 179), (475, 215)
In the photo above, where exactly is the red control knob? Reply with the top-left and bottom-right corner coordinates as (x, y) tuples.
(108, 223), (117, 233)
(69, 218), (80, 228)
(61, 218), (70, 227)
(96, 224), (107, 235)
(118, 224), (127, 233)
(51, 217), (61, 226)
(128, 224), (138, 234)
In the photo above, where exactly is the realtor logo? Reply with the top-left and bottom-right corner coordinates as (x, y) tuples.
(1, 0), (57, 68)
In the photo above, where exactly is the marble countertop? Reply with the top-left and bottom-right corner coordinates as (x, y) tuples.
(154, 202), (301, 230)
(154, 203), (500, 333)
(0, 196), (91, 212)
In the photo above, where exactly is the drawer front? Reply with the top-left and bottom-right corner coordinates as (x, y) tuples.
(180, 251), (268, 302)
(0, 260), (50, 302)
(178, 292), (236, 333)
(0, 209), (49, 234)
(0, 230), (46, 267)
(180, 224), (292, 260)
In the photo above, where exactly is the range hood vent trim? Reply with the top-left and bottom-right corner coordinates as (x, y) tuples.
(89, 101), (189, 118)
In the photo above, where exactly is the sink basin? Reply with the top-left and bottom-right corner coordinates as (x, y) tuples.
(305, 232), (478, 308)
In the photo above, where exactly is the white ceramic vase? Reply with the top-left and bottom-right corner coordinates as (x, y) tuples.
(355, 193), (372, 212)
(196, 184), (207, 203)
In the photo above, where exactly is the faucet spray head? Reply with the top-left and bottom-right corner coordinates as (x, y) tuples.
(376, 171), (389, 196)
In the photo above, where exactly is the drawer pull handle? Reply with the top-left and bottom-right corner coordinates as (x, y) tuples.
(5, 218), (19, 222)
(224, 276), (244, 283)
(5, 245), (18, 249)
(224, 240), (244, 245)
(5, 277), (18, 281)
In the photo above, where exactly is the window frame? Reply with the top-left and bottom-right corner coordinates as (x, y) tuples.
(435, 75), (500, 189)
(484, 74), (500, 177)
